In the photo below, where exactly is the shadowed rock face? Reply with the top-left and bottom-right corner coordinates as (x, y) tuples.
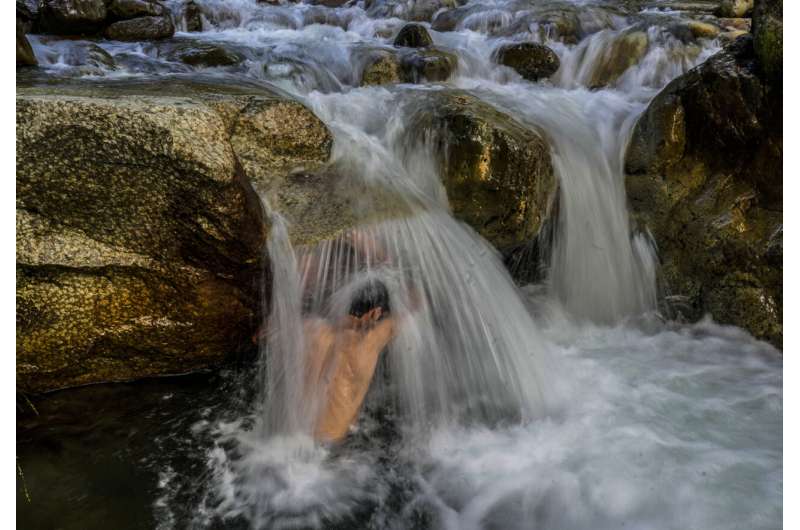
(16, 79), (333, 392)
(17, 18), (37, 66)
(752, 0), (782, 84)
(40, 0), (108, 35)
(626, 37), (782, 346)
(409, 91), (556, 252)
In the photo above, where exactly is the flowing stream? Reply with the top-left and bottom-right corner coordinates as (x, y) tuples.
(19, 1), (781, 529)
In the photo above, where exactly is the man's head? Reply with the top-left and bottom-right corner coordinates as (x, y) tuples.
(349, 279), (390, 319)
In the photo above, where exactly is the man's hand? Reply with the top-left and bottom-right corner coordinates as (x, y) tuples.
(346, 307), (384, 331)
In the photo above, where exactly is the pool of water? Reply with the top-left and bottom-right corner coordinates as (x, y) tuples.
(17, 306), (781, 530)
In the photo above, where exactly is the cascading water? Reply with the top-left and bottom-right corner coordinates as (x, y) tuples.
(22, 1), (781, 529)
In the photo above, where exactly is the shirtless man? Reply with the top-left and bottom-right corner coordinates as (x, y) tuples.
(304, 280), (396, 443)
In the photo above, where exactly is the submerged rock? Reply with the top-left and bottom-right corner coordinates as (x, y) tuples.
(40, 0), (107, 35)
(494, 42), (560, 81)
(408, 91), (556, 251)
(393, 23), (433, 48)
(361, 50), (402, 85)
(183, 0), (204, 32)
(169, 41), (244, 67)
(399, 48), (457, 82)
(16, 79), (334, 392)
(589, 30), (649, 88)
(625, 36), (782, 346)
(360, 47), (456, 85)
(105, 14), (174, 41)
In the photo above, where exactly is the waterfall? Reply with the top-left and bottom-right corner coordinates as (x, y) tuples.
(24, 1), (739, 526)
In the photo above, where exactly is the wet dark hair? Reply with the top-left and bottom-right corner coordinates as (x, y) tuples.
(349, 280), (390, 318)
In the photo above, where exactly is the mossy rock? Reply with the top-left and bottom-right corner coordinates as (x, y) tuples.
(752, 0), (782, 84)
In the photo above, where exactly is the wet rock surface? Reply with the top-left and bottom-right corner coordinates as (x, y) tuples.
(167, 40), (244, 67)
(409, 91), (556, 251)
(393, 23), (433, 48)
(752, 0), (782, 83)
(105, 14), (175, 41)
(494, 42), (560, 81)
(626, 36), (782, 345)
(39, 0), (108, 35)
(17, 17), (37, 66)
(16, 79), (335, 392)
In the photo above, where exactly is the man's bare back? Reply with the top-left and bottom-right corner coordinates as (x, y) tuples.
(305, 307), (396, 443)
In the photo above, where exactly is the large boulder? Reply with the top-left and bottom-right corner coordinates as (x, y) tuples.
(40, 0), (107, 35)
(625, 37), (782, 346)
(752, 0), (782, 84)
(16, 79), (333, 392)
(408, 91), (556, 251)
(494, 42), (560, 81)
(105, 14), (174, 41)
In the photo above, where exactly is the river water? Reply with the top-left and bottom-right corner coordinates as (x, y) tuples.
(18, 1), (781, 529)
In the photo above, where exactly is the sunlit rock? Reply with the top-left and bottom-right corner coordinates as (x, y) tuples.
(360, 47), (456, 85)
(685, 20), (720, 39)
(625, 36), (782, 345)
(588, 30), (649, 88)
(408, 91), (556, 251)
(16, 79), (334, 392)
